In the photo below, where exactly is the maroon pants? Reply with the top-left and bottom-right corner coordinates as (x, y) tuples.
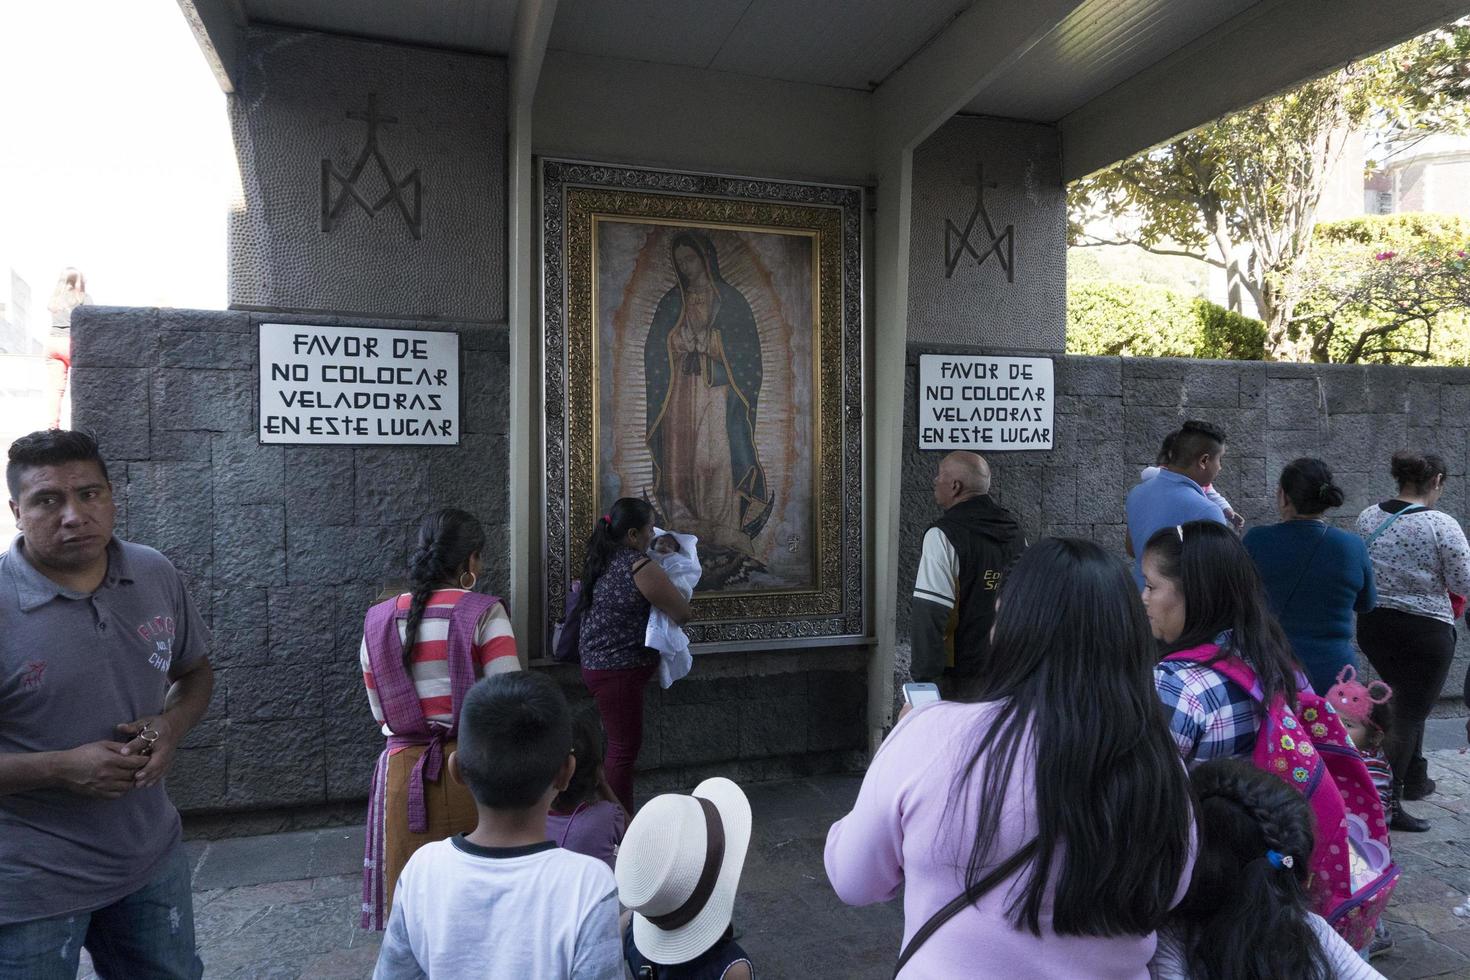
(581, 661), (657, 814)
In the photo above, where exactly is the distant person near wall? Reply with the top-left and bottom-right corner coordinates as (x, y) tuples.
(576, 498), (691, 815)
(1354, 451), (1470, 832)
(358, 509), (520, 930)
(0, 430), (215, 979)
(1125, 420), (1231, 590)
(44, 268), (89, 429)
(1243, 458), (1376, 695)
(910, 451), (1026, 698)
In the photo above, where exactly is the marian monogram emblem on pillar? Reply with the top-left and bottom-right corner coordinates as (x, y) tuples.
(944, 164), (1014, 282)
(320, 93), (423, 239)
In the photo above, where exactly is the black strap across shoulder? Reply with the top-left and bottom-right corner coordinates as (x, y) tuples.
(893, 839), (1038, 977)
(1279, 524), (1330, 614)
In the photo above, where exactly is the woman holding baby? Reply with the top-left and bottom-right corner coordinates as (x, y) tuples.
(576, 497), (692, 813)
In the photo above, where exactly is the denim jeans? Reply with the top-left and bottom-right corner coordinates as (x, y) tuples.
(0, 843), (202, 980)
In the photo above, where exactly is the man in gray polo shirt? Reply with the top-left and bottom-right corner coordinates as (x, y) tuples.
(0, 430), (214, 979)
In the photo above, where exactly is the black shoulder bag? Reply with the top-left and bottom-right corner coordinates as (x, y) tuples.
(893, 839), (1038, 977)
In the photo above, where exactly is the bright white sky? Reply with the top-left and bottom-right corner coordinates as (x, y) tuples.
(0, 0), (232, 333)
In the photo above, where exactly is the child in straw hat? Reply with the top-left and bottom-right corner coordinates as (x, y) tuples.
(618, 777), (755, 979)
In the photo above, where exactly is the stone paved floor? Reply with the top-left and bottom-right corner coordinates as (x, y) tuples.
(79, 719), (1470, 979)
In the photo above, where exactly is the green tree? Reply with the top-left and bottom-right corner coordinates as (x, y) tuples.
(1069, 20), (1470, 361)
(1294, 214), (1470, 362)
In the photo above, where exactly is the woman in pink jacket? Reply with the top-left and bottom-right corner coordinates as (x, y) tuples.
(826, 538), (1196, 978)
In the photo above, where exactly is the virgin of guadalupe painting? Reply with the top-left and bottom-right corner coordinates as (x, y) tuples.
(546, 160), (864, 645)
(598, 220), (812, 593)
(645, 230), (773, 587)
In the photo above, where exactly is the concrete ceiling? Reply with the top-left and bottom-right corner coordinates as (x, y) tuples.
(240, 0), (520, 55)
(963, 0), (1263, 121)
(182, 0), (1470, 179)
(548, 0), (977, 90)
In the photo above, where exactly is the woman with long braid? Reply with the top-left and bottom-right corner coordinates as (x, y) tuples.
(357, 509), (520, 930)
(1150, 758), (1383, 979)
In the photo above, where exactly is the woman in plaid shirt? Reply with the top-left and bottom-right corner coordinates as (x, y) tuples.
(1142, 521), (1307, 766)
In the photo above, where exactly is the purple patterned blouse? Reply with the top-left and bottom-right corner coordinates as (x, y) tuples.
(578, 548), (658, 671)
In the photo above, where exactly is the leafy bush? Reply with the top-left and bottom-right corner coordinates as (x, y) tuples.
(1294, 213), (1470, 363)
(1067, 280), (1266, 360)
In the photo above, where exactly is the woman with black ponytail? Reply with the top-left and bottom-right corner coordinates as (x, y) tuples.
(1243, 458), (1376, 695)
(357, 508), (519, 930)
(577, 497), (691, 814)
(1150, 758), (1382, 979)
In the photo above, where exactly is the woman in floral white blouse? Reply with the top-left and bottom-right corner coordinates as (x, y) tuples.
(1356, 450), (1470, 832)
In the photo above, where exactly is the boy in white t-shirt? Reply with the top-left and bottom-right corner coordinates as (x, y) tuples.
(373, 672), (621, 980)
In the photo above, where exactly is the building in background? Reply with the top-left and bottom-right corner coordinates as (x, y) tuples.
(1366, 134), (1470, 216)
(0, 267), (39, 354)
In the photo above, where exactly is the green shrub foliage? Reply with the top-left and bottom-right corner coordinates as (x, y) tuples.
(1067, 280), (1266, 360)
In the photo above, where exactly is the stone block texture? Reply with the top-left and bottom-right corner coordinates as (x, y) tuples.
(900, 346), (1470, 701)
(228, 27), (507, 322)
(541, 649), (870, 799)
(71, 306), (510, 813)
(906, 117), (1066, 352)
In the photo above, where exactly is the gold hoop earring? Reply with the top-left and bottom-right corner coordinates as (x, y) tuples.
(459, 571), (477, 591)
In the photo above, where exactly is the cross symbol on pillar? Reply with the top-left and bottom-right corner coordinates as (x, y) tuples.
(944, 164), (1015, 281)
(320, 93), (423, 239)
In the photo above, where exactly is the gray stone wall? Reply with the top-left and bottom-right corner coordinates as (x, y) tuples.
(228, 28), (507, 323)
(900, 347), (1470, 699)
(66, 305), (867, 812)
(906, 117), (1066, 352)
(69, 306), (510, 812)
(542, 649), (869, 798)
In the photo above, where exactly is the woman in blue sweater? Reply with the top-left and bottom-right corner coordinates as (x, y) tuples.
(1243, 458), (1376, 695)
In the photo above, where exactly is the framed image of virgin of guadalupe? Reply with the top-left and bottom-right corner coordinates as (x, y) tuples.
(541, 159), (865, 647)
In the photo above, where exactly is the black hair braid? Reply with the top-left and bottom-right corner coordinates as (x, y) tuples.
(1197, 771), (1312, 881)
(1173, 759), (1329, 980)
(400, 509), (486, 672)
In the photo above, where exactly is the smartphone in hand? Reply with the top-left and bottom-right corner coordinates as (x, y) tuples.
(901, 682), (941, 707)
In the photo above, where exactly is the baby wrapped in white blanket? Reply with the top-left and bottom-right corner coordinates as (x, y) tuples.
(645, 528), (700, 688)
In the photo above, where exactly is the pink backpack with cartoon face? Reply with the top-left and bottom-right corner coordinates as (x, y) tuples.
(1163, 646), (1398, 949)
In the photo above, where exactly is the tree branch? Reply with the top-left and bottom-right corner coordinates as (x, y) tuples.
(1069, 235), (1225, 269)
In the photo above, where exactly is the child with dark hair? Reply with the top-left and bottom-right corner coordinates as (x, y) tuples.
(373, 672), (622, 979)
(645, 528), (701, 688)
(546, 706), (627, 871)
(1150, 758), (1385, 980)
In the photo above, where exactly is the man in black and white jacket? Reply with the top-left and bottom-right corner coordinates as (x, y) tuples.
(911, 452), (1027, 697)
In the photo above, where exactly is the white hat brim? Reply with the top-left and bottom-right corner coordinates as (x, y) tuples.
(631, 777), (752, 964)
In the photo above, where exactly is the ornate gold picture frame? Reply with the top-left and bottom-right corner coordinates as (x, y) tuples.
(542, 160), (864, 647)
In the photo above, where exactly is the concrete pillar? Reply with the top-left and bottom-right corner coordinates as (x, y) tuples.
(507, 0), (559, 656)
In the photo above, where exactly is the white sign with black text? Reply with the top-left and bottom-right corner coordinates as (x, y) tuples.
(917, 354), (1054, 451)
(258, 323), (460, 445)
